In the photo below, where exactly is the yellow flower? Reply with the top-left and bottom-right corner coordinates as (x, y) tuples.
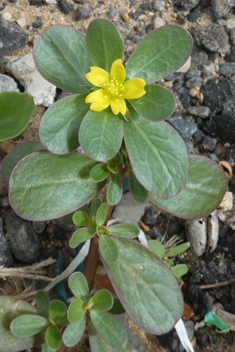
(85, 59), (146, 116)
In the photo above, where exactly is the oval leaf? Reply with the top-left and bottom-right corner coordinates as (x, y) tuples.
(9, 151), (105, 221)
(68, 272), (89, 302)
(33, 25), (92, 93)
(86, 19), (124, 72)
(165, 242), (190, 257)
(92, 289), (113, 311)
(90, 163), (109, 182)
(124, 108), (189, 199)
(42, 343), (56, 352)
(129, 169), (148, 203)
(90, 310), (127, 348)
(171, 264), (188, 278)
(91, 197), (102, 218)
(71, 228), (96, 245)
(1, 141), (44, 188)
(102, 237), (184, 334)
(148, 240), (165, 259)
(36, 291), (50, 318)
(0, 92), (34, 142)
(10, 315), (48, 337)
(149, 155), (227, 219)
(40, 94), (89, 154)
(45, 325), (62, 351)
(108, 224), (139, 239)
(129, 84), (175, 122)
(99, 235), (119, 263)
(49, 300), (67, 322)
(79, 109), (123, 162)
(126, 25), (192, 83)
(68, 299), (85, 323)
(107, 173), (123, 206)
(96, 203), (109, 226)
(72, 211), (90, 227)
(62, 316), (86, 347)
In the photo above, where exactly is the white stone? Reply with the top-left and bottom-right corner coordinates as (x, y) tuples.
(0, 74), (19, 92)
(185, 218), (207, 256)
(207, 210), (219, 253)
(2, 12), (12, 21)
(153, 16), (166, 29)
(3, 8), (26, 29)
(6, 54), (56, 107)
(177, 56), (191, 73)
(226, 15), (235, 29)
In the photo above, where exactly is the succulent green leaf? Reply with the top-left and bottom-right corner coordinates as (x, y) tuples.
(33, 25), (92, 93)
(42, 343), (56, 352)
(49, 300), (67, 322)
(124, 108), (189, 199)
(1, 141), (44, 188)
(108, 224), (139, 238)
(73, 211), (90, 227)
(102, 237), (183, 334)
(108, 299), (125, 315)
(107, 173), (122, 206)
(36, 291), (50, 318)
(68, 299), (85, 323)
(60, 205), (89, 224)
(0, 297), (45, 352)
(109, 152), (122, 167)
(129, 84), (175, 121)
(45, 325), (62, 351)
(86, 19), (124, 72)
(99, 235), (119, 263)
(91, 197), (102, 218)
(62, 316), (86, 347)
(90, 310), (127, 348)
(92, 289), (113, 311)
(148, 240), (165, 259)
(88, 319), (134, 352)
(165, 242), (190, 257)
(0, 92), (34, 142)
(90, 163), (109, 182)
(96, 203), (109, 226)
(10, 315), (48, 337)
(40, 94), (89, 154)
(9, 151), (105, 221)
(149, 155), (227, 219)
(71, 227), (96, 245)
(126, 25), (192, 83)
(164, 258), (174, 267)
(68, 272), (89, 302)
(107, 165), (119, 174)
(56, 314), (70, 326)
(204, 312), (229, 333)
(79, 109), (123, 162)
(171, 264), (188, 278)
(129, 169), (148, 203)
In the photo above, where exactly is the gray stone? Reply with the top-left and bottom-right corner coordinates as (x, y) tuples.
(5, 210), (40, 263)
(112, 192), (146, 225)
(153, 0), (165, 11)
(58, 0), (73, 14)
(167, 116), (198, 142)
(225, 47), (235, 62)
(191, 44), (208, 69)
(75, 6), (91, 21)
(202, 112), (235, 144)
(0, 217), (13, 267)
(188, 106), (210, 118)
(6, 54), (56, 107)
(106, 5), (118, 19)
(202, 63), (219, 79)
(177, 86), (194, 108)
(211, 0), (235, 18)
(0, 17), (28, 57)
(193, 23), (230, 53)
(202, 136), (217, 152)
(186, 77), (203, 89)
(219, 62), (235, 76)
(165, 72), (184, 81)
(182, 0), (200, 11)
(31, 16), (43, 28)
(0, 73), (19, 92)
(185, 70), (201, 79)
(193, 129), (205, 144)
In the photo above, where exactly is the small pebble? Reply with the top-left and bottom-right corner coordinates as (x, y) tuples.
(75, 6), (91, 21)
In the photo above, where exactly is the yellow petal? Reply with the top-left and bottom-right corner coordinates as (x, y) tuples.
(86, 89), (110, 112)
(90, 102), (110, 112)
(110, 97), (126, 115)
(123, 78), (146, 99)
(110, 59), (125, 84)
(85, 67), (110, 87)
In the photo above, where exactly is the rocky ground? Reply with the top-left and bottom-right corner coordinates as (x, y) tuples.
(1, 0), (235, 351)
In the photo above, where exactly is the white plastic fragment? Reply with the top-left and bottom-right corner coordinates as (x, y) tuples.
(175, 319), (195, 352)
(138, 228), (148, 247)
(185, 218), (207, 256)
(207, 210), (219, 252)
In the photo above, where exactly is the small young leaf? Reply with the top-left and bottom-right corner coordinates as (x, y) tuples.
(68, 299), (86, 323)
(60, 205), (89, 224)
(129, 169), (148, 203)
(204, 312), (229, 333)
(62, 316), (86, 347)
(171, 264), (188, 278)
(56, 313), (70, 326)
(164, 258), (174, 267)
(42, 343), (56, 352)
(109, 152), (122, 167)
(49, 300), (67, 322)
(96, 203), (109, 226)
(108, 298), (125, 315)
(36, 291), (50, 318)
(107, 173), (122, 206)
(73, 211), (90, 227)
(92, 289), (113, 311)
(68, 272), (89, 302)
(165, 242), (190, 257)
(99, 235), (119, 263)
(107, 165), (119, 174)
(10, 315), (48, 337)
(71, 228), (96, 245)
(98, 225), (111, 236)
(91, 197), (102, 218)
(90, 163), (109, 182)
(45, 325), (62, 351)
(90, 309), (127, 348)
(108, 224), (139, 239)
(148, 240), (165, 259)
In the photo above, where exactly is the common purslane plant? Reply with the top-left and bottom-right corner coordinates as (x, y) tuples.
(0, 19), (227, 352)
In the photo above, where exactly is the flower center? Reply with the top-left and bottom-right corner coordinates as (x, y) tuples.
(103, 77), (125, 102)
